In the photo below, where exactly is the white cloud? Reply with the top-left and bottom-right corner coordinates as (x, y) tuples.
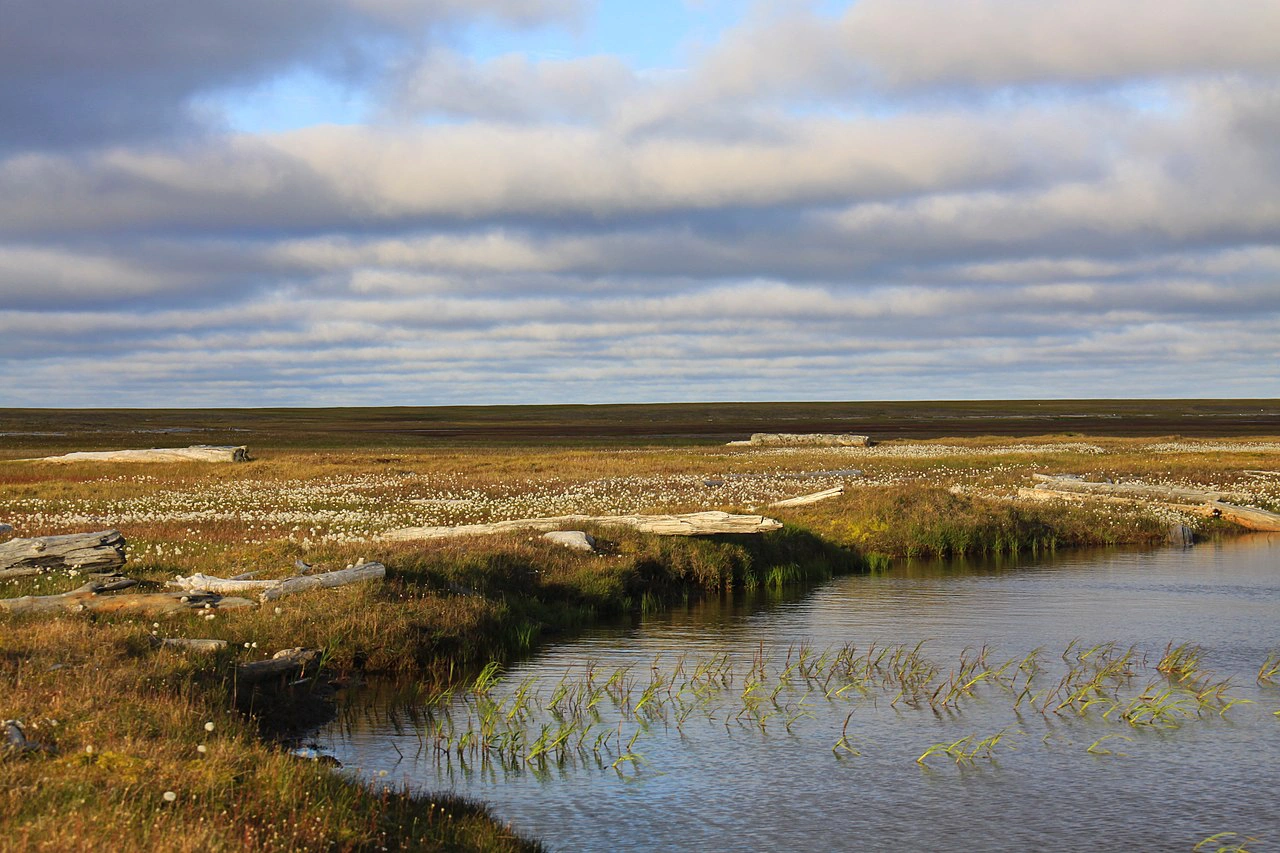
(2, 1), (1279, 404)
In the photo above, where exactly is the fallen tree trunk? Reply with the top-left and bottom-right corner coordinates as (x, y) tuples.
(382, 511), (783, 542)
(1019, 485), (1280, 533)
(0, 578), (255, 617)
(168, 574), (282, 595)
(236, 648), (323, 687)
(169, 562), (386, 602)
(1015, 488), (1207, 513)
(1207, 501), (1280, 532)
(260, 563), (385, 602)
(1031, 474), (1246, 504)
(0, 530), (127, 579)
(769, 485), (844, 508)
(28, 445), (248, 464)
(0, 578), (136, 615)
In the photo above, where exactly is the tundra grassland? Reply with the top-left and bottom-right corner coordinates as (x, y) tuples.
(2, 418), (1280, 851)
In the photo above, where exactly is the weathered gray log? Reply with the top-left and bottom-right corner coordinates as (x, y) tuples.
(0, 530), (127, 579)
(0, 578), (256, 617)
(152, 637), (229, 653)
(168, 574), (282, 595)
(1031, 474), (1246, 504)
(259, 562), (385, 602)
(29, 445), (248, 464)
(1016, 487), (1206, 512)
(236, 648), (323, 686)
(0, 578), (135, 615)
(769, 485), (845, 508)
(1207, 501), (1280, 532)
(383, 511), (783, 542)
(1020, 482), (1280, 532)
(169, 562), (386, 602)
(729, 433), (873, 448)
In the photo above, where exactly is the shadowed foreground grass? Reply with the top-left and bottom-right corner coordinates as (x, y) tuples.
(1, 617), (527, 851)
(0, 529), (861, 852)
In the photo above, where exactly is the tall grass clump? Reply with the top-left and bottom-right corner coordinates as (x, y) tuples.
(789, 485), (1169, 559)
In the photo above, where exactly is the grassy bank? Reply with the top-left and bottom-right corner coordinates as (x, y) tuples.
(1, 528), (861, 851)
(3, 431), (1278, 849)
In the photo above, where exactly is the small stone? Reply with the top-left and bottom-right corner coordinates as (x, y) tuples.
(542, 531), (596, 552)
(0, 523), (14, 537)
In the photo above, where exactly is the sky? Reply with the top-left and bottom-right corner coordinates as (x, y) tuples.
(1, 0), (1278, 407)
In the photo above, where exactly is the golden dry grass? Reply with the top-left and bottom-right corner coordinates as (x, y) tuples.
(2, 430), (1279, 850)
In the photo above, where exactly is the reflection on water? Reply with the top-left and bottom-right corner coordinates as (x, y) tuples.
(322, 535), (1280, 851)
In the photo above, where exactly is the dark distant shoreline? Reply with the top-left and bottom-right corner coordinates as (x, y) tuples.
(1, 399), (1278, 451)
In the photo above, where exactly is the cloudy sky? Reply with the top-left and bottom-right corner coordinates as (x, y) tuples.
(2, 0), (1278, 406)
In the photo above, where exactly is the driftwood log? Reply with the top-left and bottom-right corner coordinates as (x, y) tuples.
(236, 648), (323, 687)
(769, 485), (845, 508)
(0, 530), (126, 579)
(0, 578), (255, 617)
(1017, 488), (1205, 512)
(29, 445), (248, 464)
(383, 511), (783, 542)
(1030, 474), (1246, 504)
(169, 562), (386, 602)
(1021, 480), (1280, 533)
(1207, 501), (1280, 532)
(727, 433), (872, 448)
(260, 563), (385, 602)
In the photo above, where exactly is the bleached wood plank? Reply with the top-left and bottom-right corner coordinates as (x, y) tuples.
(769, 485), (845, 507)
(382, 511), (782, 542)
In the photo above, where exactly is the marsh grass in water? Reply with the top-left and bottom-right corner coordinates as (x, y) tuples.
(338, 640), (1265, 782)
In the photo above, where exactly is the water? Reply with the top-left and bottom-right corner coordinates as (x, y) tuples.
(322, 535), (1280, 851)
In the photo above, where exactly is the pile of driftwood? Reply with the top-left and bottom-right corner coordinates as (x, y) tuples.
(4, 507), (794, 686)
(726, 433), (873, 448)
(0, 529), (349, 690)
(1024, 474), (1280, 532)
(0, 529), (385, 616)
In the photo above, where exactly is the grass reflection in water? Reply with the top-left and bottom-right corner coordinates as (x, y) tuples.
(342, 639), (1273, 778)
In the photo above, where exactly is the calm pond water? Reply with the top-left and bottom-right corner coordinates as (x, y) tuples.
(322, 534), (1280, 851)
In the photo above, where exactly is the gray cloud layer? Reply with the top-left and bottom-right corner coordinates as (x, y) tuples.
(0, 0), (576, 150)
(1, 0), (1278, 406)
